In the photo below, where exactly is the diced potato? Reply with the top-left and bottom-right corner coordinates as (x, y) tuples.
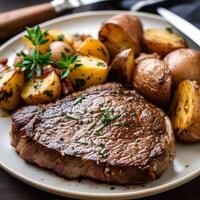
(48, 29), (74, 46)
(68, 56), (108, 90)
(143, 28), (187, 56)
(0, 68), (24, 110)
(21, 71), (61, 104)
(77, 37), (110, 63)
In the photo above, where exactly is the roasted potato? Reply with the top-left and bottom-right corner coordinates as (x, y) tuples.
(0, 68), (24, 110)
(50, 41), (74, 61)
(68, 55), (108, 90)
(133, 58), (172, 105)
(99, 14), (143, 57)
(72, 34), (91, 50)
(21, 70), (61, 104)
(169, 80), (200, 142)
(108, 49), (134, 84)
(135, 52), (161, 65)
(164, 48), (200, 88)
(143, 28), (187, 56)
(77, 37), (110, 63)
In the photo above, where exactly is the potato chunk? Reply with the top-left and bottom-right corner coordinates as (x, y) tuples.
(77, 37), (110, 63)
(68, 56), (108, 90)
(169, 80), (200, 142)
(108, 49), (134, 84)
(99, 14), (143, 57)
(21, 70), (61, 104)
(0, 68), (24, 110)
(143, 28), (187, 56)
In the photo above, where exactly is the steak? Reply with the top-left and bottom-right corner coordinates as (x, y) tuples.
(11, 83), (175, 185)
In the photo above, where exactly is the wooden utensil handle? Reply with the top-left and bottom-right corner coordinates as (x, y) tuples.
(0, 3), (57, 39)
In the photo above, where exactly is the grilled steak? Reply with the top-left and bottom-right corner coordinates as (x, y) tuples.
(11, 83), (175, 185)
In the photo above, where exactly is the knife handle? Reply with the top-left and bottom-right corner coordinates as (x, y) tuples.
(0, 3), (57, 40)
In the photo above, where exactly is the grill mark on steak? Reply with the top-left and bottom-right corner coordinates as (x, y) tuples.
(11, 83), (175, 184)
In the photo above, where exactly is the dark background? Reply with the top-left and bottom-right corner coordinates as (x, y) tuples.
(0, 0), (200, 200)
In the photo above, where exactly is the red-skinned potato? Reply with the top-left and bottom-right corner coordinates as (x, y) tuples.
(133, 58), (172, 105)
(108, 49), (134, 84)
(50, 41), (74, 61)
(164, 48), (200, 88)
(99, 14), (143, 57)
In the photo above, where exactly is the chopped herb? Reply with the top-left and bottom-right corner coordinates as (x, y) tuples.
(110, 186), (115, 190)
(73, 95), (85, 106)
(75, 138), (88, 145)
(96, 110), (120, 134)
(65, 113), (80, 120)
(56, 34), (64, 41)
(0, 89), (13, 101)
(98, 149), (109, 159)
(166, 27), (173, 33)
(97, 61), (105, 67)
(43, 90), (53, 98)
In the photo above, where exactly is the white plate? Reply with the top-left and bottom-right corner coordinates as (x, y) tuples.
(0, 11), (200, 200)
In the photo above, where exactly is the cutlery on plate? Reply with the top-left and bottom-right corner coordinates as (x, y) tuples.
(157, 7), (200, 47)
(0, 0), (107, 39)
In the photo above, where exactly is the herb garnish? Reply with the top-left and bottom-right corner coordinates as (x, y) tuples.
(96, 109), (120, 134)
(97, 61), (105, 67)
(56, 34), (64, 41)
(73, 95), (85, 106)
(17, 26), (52, 79)
(55, 53), (81, 79)
(65, 113), (80, 120)
(166, 27), (173, 33)
(75, 138), (88, 145)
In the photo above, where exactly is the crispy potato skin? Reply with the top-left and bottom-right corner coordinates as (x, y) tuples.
(108, 49), (134, 84)
(0, 68), (24, 110)
(143, 28), (187, 56)
(169, 80), (200, 142)
(98, 14), (143, 57)
(77, 37), (110, 63)
(164, 49), (200, 88)
(133, 58), (172, 105)
(21, 71), (61, 105)
(135, 52), (161, 65)
(68, 56), (108, 90)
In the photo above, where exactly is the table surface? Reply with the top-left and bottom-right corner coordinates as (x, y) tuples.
(0, 1), (200, 200)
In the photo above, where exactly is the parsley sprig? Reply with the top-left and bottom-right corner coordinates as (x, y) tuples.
(55, 53), (81, 79)
(17, 26), (52, 79)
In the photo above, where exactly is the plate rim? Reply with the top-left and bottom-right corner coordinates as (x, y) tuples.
(0, 10), (200, 199)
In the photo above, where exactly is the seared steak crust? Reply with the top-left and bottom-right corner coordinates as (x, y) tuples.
(11, 83), (175, 184)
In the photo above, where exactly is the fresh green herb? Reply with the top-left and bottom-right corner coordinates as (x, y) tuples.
(96, 110), (120, 134)
(17, 26), (52, 79)
(55, 53), (80, 79)
(43, 90), (53, 98)
(56, 34), (64, 41)
(65, 113), (80, 120)
(97, 61), (105, 67)
(73, 95), (85, 106)
(0, 89), (13, 101)
(166, 27), (173, 33)
(75, 138), (88, 145)
(98, 149), (109, 159)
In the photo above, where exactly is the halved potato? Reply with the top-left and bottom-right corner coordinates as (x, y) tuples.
(108, 49), (134, 84)
(0, 68), (24, 110)
(68, 55), (108, 90)
(143, 28), (187, 56)
(21, 70), (61, 104)
(99, 14), (143, 57)
(77, 37), (110, 63)
(169, 80), (200, 142)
